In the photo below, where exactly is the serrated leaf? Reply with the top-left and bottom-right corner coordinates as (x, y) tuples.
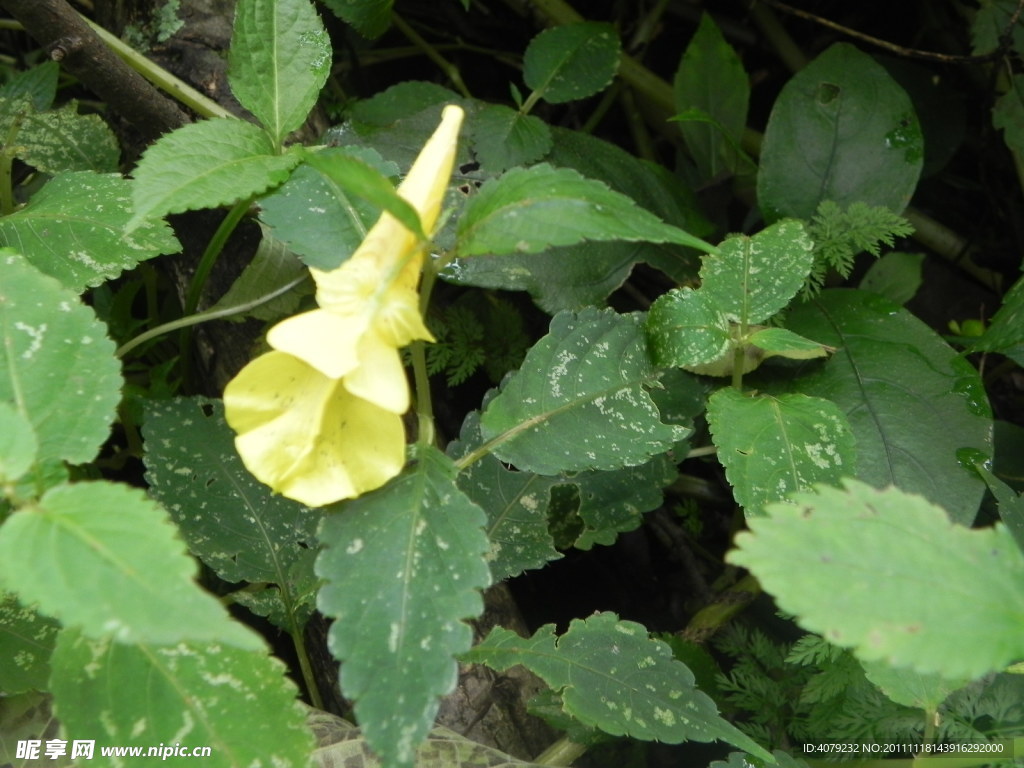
(480, 308), (689, 475)
(315, 447), (490, 768)
(573, 454), (679, 550)
(449, 412), (562, 581)
(143, 398), (319, 629)
(707, 388), (856, 516)
(463, 612), (772, 759)
(17, 102), (120, 173)
(130, 119), (300, 226)
(0, 172), (179, 291)
(646, 287), (731, 369)
(970, 273), (1024, 366)
(205, 227), (312, 322)
(0, 401), (36, 484)
(0, 254), (121, 465)
(701, 220), (815, 325)
(860, 659), (967, 711)
(758, 44), (923, 222)
(471, 103), (552, 173)
(858, 251), (925, 305)
(456, 163), (714, 258)
(0, 482), (262, 649)
(523, 22), (620, 104)
(260, 146), (401, 270)
(320, 0), (392, 38)
(971, 0), (1024, 55)
(51, 630), (312, 767)
(0, 592), (59, 694)
(0, 61), (58, 109)
(781, 289), (992, 524)
(673, 13), (750, 182)
(728, 480), (1024, 679)
(994, 77), (1024, 157)
(974, 462), (1024, 554)
(228, 0), (331, 144)
(447, 128), (708, 312)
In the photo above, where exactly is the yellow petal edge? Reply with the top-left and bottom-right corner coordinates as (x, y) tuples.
(224, 105), (465, 506)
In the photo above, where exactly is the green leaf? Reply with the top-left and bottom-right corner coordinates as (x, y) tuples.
(0, 592), (59, 694)
(463, 612), (772, 759)
(0, 482), (262, 649)
(728, 480), (1024, 679)
(994, 76), (1024, 158)
(205, 226), (312, 322)
(523, 22), (621, 104)
(315, 447), (491, 768)
(446, 128), (708, 312)
(319, 0), (392, 38)
(781, 289), (993, 525)
(969, 273), (1024, 366)
(706, 388), (856, 516)
(449, 412), (562, 581)
(572, 454), (679, 550)
(259, 146), (400, 270)
(0, 61), (58, 109)
(758, 44), (923, 222)
(974, 462), (1024, 554)
(646, 287), (731, 369)
(129, 119), (301, 226)
(702, 220), (815, 325)
(298, 145), (426, 240)
(143, 398), (319, 628)
(673, 13), (750, 182)
(971, 0), (1024, 55)
(456, 163), (714, 258)
(17, 101), (120, 173)
(0, 254), (121, 465)
(480, 308), (689, 475)
(51, 630), (312, 767)
(747, 328), (832, 360)
(858, 251), (925, 305)
(470, 103), (552, 173)
(860, 659), (967, 711)
(228, 0), (331, 144)
(0, 401), (36, 484)
(0, 172), (179, 291)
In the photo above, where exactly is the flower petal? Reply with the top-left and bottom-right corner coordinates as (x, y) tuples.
(224, 351), (406, 506)
(267, 308), (365, 380)
(342, 329), (410, 414)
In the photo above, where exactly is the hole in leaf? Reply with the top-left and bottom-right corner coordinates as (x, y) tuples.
(816, 83), (840, 104)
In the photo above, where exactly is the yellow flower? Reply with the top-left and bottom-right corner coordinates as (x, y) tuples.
(224, 105), (464, 506)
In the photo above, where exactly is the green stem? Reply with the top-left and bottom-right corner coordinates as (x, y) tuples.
(391, 13), (472, 99)
(116, 275), (306, 358)
(533, 736), (589, 766)
(183, 197), (255, 318)
(79, 15), (235, 120)
(290, 625), (324, 711)
(411, 247), (446, 450)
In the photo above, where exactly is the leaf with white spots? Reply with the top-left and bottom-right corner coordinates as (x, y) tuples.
(523, 22), (621, 105)
(0, 591), (59, 694)
(462, 612), (772, 759)
(143, 398), (320, 630)
(480, 308), (689, 475)
(706, 388), (856, 516)
(316, 447), (491, 768)
(646, 287), (731, 369)
(0, 253), (121, 468)
(728, 480), (1024, 680)
(455, 164), (716, 258)
(0, 482), (263, 649)
(50, 629), (313, 768)
(449, 412), (562, 581)
(228, 0), (331, 145)
(259, 146), (401, 270)
(700, 219), (815, 325)
(0, 173), (179, 292)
